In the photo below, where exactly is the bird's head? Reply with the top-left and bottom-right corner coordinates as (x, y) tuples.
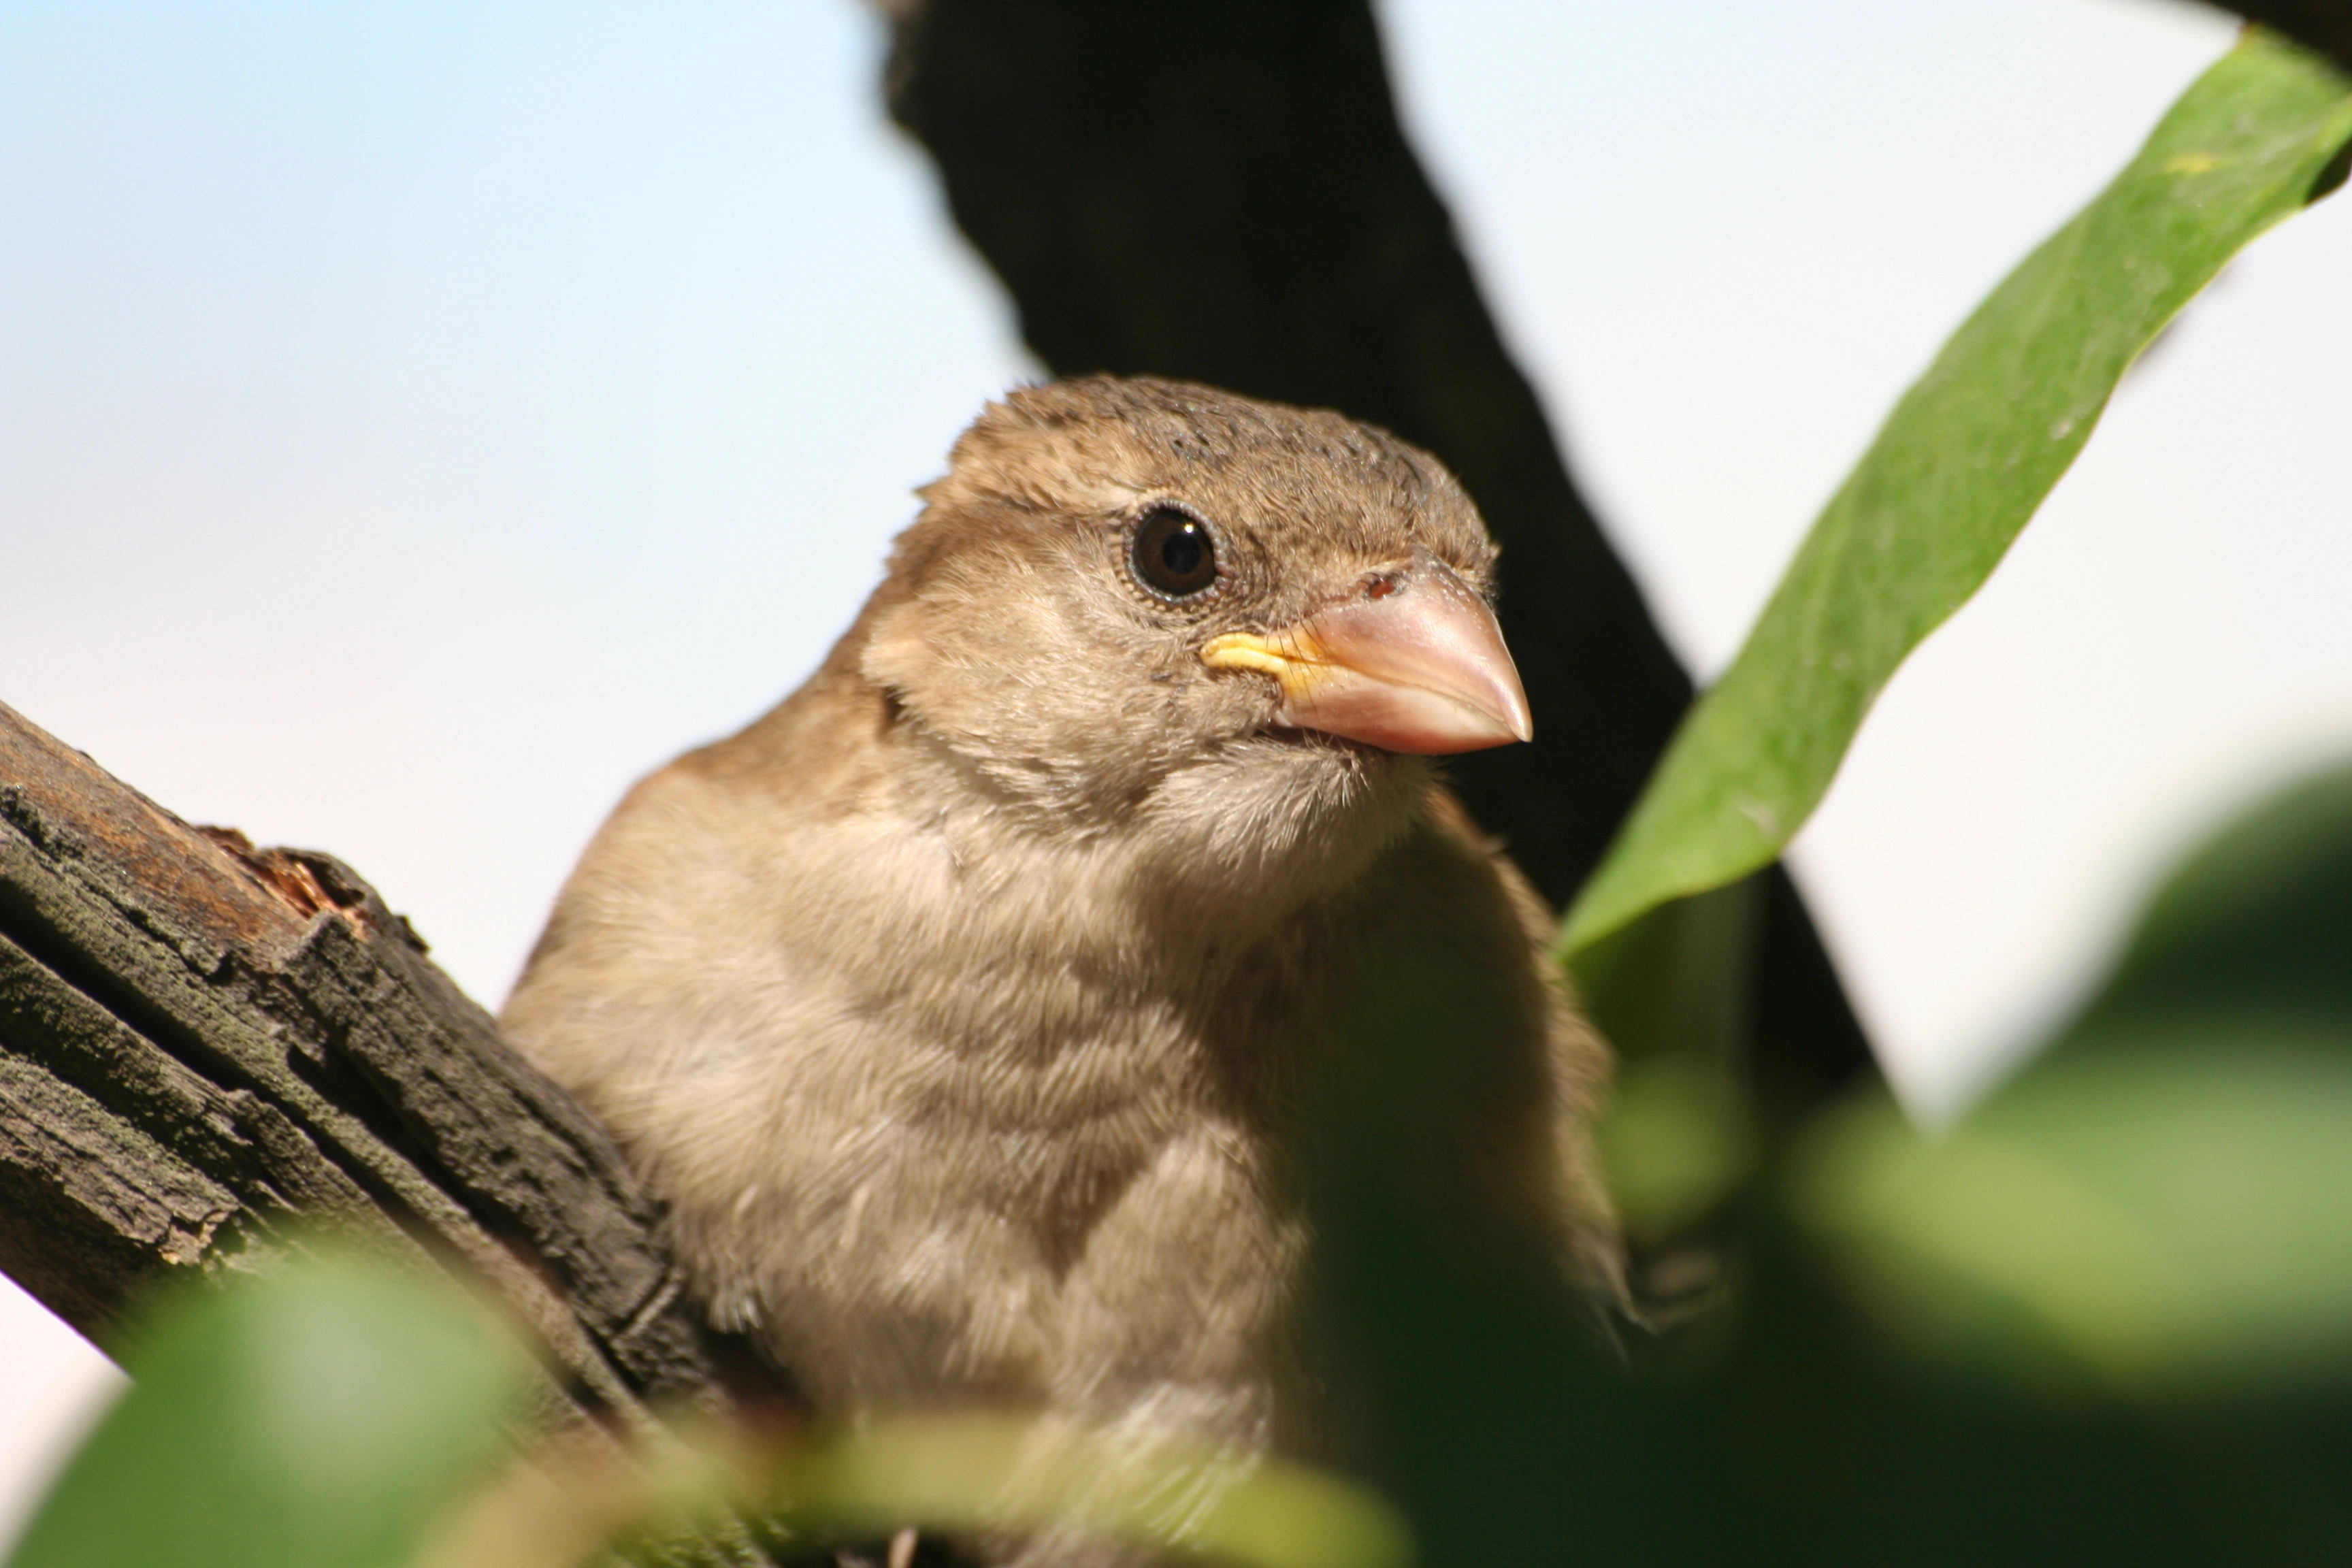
(859, 376), (1529, 834)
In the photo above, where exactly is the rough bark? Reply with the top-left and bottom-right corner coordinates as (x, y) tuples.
(0, 699), (795, 1477)
(876, 0), (1875, 1122)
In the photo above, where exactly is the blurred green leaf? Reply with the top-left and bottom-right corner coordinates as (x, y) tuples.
(1570, 877), (1759, 1066)
(434, 1407), (1411, 1568)
(1797, 1045), (2352, 1392)
(1562, 31), (2352, 956)
(1794, 760), (2352, 1396)
(783, 1414), (1410, 1568)
(1573, 876), (1764, 1248)
(8, 1254), (527, 1568)
(1299, 943), (1740, 1567)
(2073, 764), (2352, 1039)
(1599, 1056), (1757, 1243)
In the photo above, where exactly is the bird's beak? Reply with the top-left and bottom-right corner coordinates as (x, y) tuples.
(1199, 549), (1533, 755)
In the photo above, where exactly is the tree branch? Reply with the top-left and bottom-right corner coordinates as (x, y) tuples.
(0, 700), (796, 1467)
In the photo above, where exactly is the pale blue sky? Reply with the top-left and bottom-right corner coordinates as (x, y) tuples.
(5, 0), (2349, 1526)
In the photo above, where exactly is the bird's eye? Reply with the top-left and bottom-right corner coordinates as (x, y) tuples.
(1130, 508), (1219, 599)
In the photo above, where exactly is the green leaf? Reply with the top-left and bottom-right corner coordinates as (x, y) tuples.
(1292, 943), (1737, 1566)
(1571, 877), (1765, 1238)
(1561, 31), (2352, 956)
(782, 1414), (1412, 1568)
(1597, 1054), (1758, 1243)
(457, 1407), (1413, 1568)
(1796, 1045), (2352, 1394)
(1793, 759), (2352, 1395)
(7, 1254), (527, 1568)
(2069, 762), (2352, 1040)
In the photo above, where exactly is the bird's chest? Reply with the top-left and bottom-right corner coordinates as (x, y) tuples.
(825, 818), (1337, 1212)
(734, 802), (1372, 1421)
(889, 926), (1326, 1254)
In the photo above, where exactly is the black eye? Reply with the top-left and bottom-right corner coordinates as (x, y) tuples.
(1130, 508), (1219, 599)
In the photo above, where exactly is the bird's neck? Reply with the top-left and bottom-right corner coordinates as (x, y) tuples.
(879, 710), (1435, 945)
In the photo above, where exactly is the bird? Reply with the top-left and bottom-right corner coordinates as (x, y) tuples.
(500, 375), (1618, 1562)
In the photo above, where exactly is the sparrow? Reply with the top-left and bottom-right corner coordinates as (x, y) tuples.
(500, 376), (1616, 1558)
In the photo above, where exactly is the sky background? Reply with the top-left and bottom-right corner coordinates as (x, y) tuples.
(5, 0), (2349, 1537)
